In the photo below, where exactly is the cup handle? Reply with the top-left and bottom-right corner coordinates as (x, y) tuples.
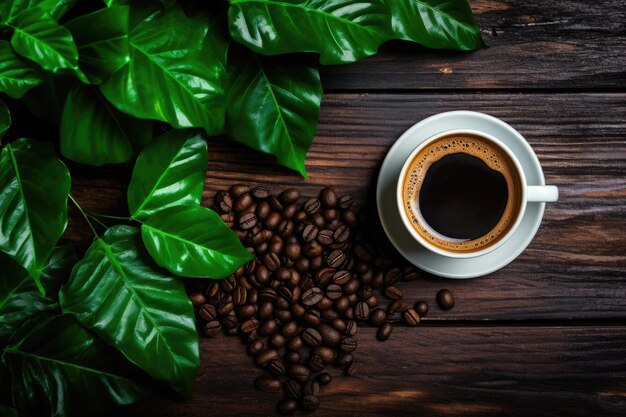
(527, 185), (559, 202)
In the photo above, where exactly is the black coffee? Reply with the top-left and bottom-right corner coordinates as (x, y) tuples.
(419, 153), (508, 240)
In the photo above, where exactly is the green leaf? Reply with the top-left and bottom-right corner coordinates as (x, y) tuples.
(0, 138), (70, 293)
(142, 205), (252, 279)
(0, 0), (77, 22)
(228, 0), (391, 65)
(226, 48), (322, 177)
(65, 5), (130, 85)
(0, 40), (43, 99)
(3, 313), (154, 417)
(100, 4), (229, 134)
(0, 246), (76, 345)
(0, 99), (9, 141)
(20, 74), (72, 124)
(127, 130), (207, 221)
(60, 83), (152, 166)
(384, 0), (485, 50)
(0, 405), (18, 417)
(8, 6), (82, 77)
(59, 225), (199, 395)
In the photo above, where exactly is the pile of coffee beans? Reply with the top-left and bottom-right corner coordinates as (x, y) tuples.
(187, 185), (455, 414)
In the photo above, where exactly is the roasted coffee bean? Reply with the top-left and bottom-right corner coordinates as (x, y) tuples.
(331, 318), (346, 333)
(317, 372), (332, 385)
(291, 303), (306, 318)
(327, 250), (346, 268)
(258, 302), (274, 319)
(310, 213), (325, 229)
(238, 304), (256, 319)
(241, 319), (259, 333)
(189, 291), (207, 307)
(302, 394), (319, 411)
(345, 360), (358, 376)
(317, 229), (334, 245)
(334, 297), (349, 313)
(326, 284), (342, 300)
(204, 320), (221, 337)
(333, 224), (350, 243)
(205, 282), (220, 299)
(303, 380), (320, 397)
(403, 308), (421, 326)
(437, 289), (455, 310)
(275, 267), (292, 282)
(301, 223), (318, 242)
(220, 275), (236, 292)
(403, 267), (420, 281)
(340, 337), (357, 353)
(285, 242), (301, 261)
(288, 364), (311, 382)
(285, 380), (302, 400)
(220, 213), (234, 228)
(415, 301), (429, 317)
(270, 333), (287, 349)
(268, 235), (284, 254)
(247, 339), (264, 355)
(277, 219), (295, 237)
(239, 212), (258, 230)
(283, 204), (298, 219)
(263, 252), (281, 271)
(256, 349), (280, 366)
(316, 296), (333, 310)
(302, 328), (322, 346)
(320, 309), (339, 321)
(338, 194), (354, 209)
(332, 270), (350, 285)
(230, 184), (250, 198)
(343, 278), (360, 295)
(303, 241), (323, 258)
(355, 301), (370, 321)
(342, 209), (357, 226)
(269, 195), (284, 211)
(286, 351), (301, 364)
(295, 257), (310, 273)
(369, 308), (386, 326)
(277, 398), (298, 415)
(326, 219), (341, 231)
(323, 209), (338, 222)
(274, 309), (292, 322)
(388, 299), (407, 314)
(260, 288), (277, 302)
(255, 376), (282, 392)
(280, 188), (300, 204)
(265, 211), (282, 229)
(377, 322), (393, 341)
(316, 324), (340, 347)
(266, 360), (286, 376)
(347, 293), (359, 305)
(313, 346), (337, 364)
(287, 335), (304, 351)
(309, 255), (323, 271)
(233, 286), (247, 305)
(216, 191), (233, 213)
(345, 320), (358, 337)
(250, 229), (272, 246)
(359, 285), (373, 300)
(234, 193), (253, 213)
(291, 286), (301, 304)
(302, 287), (323, 306)
(259, 319), (279, 336)
(337, 353), (354, 367)
(281, 321), (299, 338)
(256, 201), (271, 219)
(224, 327), (238, 336)
(252, 185), (270, 200)
(275, 296), (290, 310)
(304, 198), (321, 214)
(354, 244), (374, 262)
(384, 285), (403, 300)
(313, 268), (334, 287)
(309, 355), (325, 372)
(320, 187), (338, 208)
(384, 267), (402, 285)
(217, 300), (234, 316)
(198, 304), (217, 321)
(293, 210), (307, 222)
(303, 309), (321, 327)
(371, 270), (384, 289)
(222, 314), (238, 328)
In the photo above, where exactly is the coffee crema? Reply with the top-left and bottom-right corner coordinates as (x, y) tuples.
(402, 133), (522, 253)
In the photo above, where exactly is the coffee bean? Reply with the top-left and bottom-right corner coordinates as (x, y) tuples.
(310, 254), (323, 271)
(415, 301), (429, 317)
(310, 213), (326, 229)
(277, 219), (295, 237)
(337, 353), (354, 367)
(247, 339), (264, 355)
(303, 309), (321, 327)
(338, 194), (354, 209)
(403, 267), (420, 281)
(317, 229), (334, 245)
(265, 211), (282, 229)
(222, 313), (238, 328)
(384, 267), (402, 285)
(302, 394), (320, 411)
(388, 299), (407, 314)
(217, 300), (234, 316)
(241, 319), (259, 333)
(355, 301), (370, 321)
(280, 188), (300, 204)
(333, 224), (350, 243)
(371, 270), (384, 289)
(369, 308), (386, 326)
(238, 304), (256, 320)
(323, 209), (338, 222)
(275, 296), (290, 310)
(317, 372), (332, 385)
(345, 360), (358, 376)
(313, 268), (333, 287)
(302, 287), (323, 306)
(268, 235), (284, 254)
(239, 212), (258, 230)
(304, 198), (321, 214)
(331, 318), (346, 334)
(316, 296), (333, 310)
(284, 380), (302, 400)
(266, 360), (286, 376)
(354, 244), (373, 261)
(301, 223), (318, 242)
(274, 309), (292, 322)
(256, 349), (280, 366)
(327, 249), (346, 268)
(252, 186), (270, 200)
(340, 337), (357, 353)
(342, 209), (357, 226)
(233, 286), (247, 306)
(204, 320), (221, 337)
(259, 319), (279, 336)
(326, 284), (342, 300)
(288, 364), (311, 382)
(343, 278), (360, 295)
(313, 346), (337, 364)
(256, 201), (271, 219)
(220, 213), (234, 228)
(287, 335), (304, 351)
(189, 291), (207, 307)
(320, 187), (338, 208)
(270, 333), (287, 349)
(216, 191), (233, 213)
(234, 193), (253, 213)
(198, 304), (217, 321)
(437, 289), (455, 310)
(334, 297), (349, 313)
(255, 376), (282, 392)
(403, 308), (420, 326)
(260, 288), (277, 302)
(264, 252), (281, 271)
(303, 380), (320, 397)
(308, 355), (325, 372)
(229, 184), (250, 198)
(332, 270), (350, 285)
(384, 285), (403, 301)
(319, 324), (342, 346)
(377, 322), (393, 341)
(302, 328), (322, 346)
(345, 320), (358, 336)
(277, 398), (298, 415)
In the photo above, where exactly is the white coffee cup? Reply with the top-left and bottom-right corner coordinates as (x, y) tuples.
(396, 129), (558, 259)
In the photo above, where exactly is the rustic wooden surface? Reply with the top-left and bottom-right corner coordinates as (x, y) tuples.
(84, 1), (626, 416)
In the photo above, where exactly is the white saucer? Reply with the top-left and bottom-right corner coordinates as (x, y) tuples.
(376, 111), (547, 279)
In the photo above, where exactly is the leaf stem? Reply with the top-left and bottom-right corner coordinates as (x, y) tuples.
(68, 194), (99, 237)
(88, 212), (131, 221)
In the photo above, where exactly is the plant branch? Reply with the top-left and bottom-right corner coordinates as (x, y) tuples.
(68, 194), (99, 238)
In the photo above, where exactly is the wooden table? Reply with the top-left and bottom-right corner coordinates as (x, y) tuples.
(81, 1), (626, 415)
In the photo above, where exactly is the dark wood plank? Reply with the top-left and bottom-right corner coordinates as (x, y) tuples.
(116, 326), (626, 416)
(321, 0), (626, 90)
(68, 92), (626, 320)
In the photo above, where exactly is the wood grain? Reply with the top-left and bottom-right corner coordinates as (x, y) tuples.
(321, 0), (626, 90)
(114, 326), (626, 417)
(68, 92), (626, 320)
